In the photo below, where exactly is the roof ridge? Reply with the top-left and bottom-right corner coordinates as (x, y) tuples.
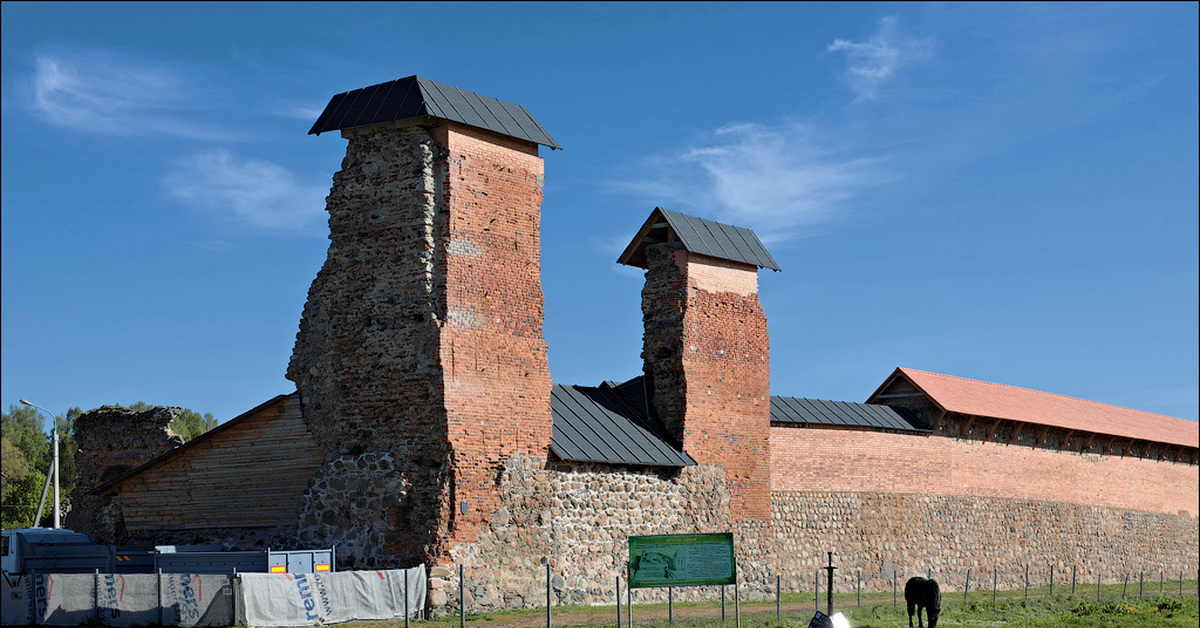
(898, 367), (1184, 421)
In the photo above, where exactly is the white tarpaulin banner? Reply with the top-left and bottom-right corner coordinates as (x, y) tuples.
(96, 573), (158, 626)
(238, 565), (426, 627)
(0, 572), (234, 626)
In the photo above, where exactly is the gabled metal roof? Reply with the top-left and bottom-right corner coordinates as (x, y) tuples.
(771, 396), (931, 433)
(309, 75), (560, 149)
(551, 383), (695, 467)
(618, 207), (780, 271)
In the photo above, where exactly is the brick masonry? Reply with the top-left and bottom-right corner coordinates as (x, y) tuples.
(287, 119), (552, 568)
(68, 87), (1197, 614)
(641, 246), (772, 523)
(771, 425), (1198, 517)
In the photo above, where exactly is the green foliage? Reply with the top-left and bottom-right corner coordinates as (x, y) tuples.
(170, 409), (219, 442)
(1, 437), (31, 500)
(1, 468), (46, 529)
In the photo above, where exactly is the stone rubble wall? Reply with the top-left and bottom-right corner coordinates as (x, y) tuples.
(295, 453), (414, 569)
(431, 455), (778, 613)
(772, 490), (1199, 594)
(66, 405), (183, 543)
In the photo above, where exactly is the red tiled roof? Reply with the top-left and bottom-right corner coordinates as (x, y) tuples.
(884, 368), (1199, 449)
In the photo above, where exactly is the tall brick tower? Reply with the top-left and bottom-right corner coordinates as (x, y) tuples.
(289, 76), (558, 566)
(619, 207), (779, 523)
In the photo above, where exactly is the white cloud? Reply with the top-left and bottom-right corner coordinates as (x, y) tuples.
(827, 16), (934, 100)
(30, 53), (234, 139)
(621, 121), (893, 244)
(164, 150), (328, 233)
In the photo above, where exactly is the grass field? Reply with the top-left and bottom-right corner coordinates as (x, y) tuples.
(384, 580), (1198, 628)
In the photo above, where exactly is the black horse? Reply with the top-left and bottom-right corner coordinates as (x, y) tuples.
(904, 576), (941, 628)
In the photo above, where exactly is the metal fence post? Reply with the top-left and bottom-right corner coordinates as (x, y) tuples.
(721, 584), (726, 625)
(1121, 572), (1127, 600)
(1097, 572), (1100, 602)
(1050, 564), (1054, 598)
(616, 577), (621, 628)
(1159, 571), (1163, 595)
(1139, 572), (1143, 600)
(993, 566), (997, 604)
(893, 571), (897, 608)
(1024, 565), (1029, 601)
(856, 569), (861, 609)
(158, 568), (164, 627)
(735, 572), (741, 628)
(815, 571), (819, 612)
(1071, 565), (1076, 598)
(546, 561), (552, 628)
(668, 586), (673, 626)
(627, 577), (632, 628)
(460, 564), (466, 628)
(965, 569), (970, 601)
(776, 575), (781, 625)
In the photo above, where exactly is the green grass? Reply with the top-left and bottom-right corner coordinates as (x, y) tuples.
(340, 583), (1198, 628)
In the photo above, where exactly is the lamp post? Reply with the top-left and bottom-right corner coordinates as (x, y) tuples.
(20, 399), (60, 529)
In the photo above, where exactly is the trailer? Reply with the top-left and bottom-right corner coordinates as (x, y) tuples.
(1, 528), (334, 576)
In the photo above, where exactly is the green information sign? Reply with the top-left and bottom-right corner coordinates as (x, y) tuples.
(628, 533), (736, 589)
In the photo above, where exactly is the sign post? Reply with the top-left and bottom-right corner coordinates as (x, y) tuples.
(628, 533), (736, 589)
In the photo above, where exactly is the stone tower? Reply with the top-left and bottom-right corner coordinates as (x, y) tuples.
(288, 76), (558, 566)
(618, 207), (779, 523)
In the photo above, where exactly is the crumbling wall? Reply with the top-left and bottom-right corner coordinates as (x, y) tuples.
(66, 405), (182, 543)
(287, 122), (453, 568)
(287, 120), (553, 569)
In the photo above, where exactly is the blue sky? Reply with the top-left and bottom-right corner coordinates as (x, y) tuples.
(2, 2), (1197, 425)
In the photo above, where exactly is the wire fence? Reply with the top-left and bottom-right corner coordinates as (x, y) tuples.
(442, 562), (1199, 628)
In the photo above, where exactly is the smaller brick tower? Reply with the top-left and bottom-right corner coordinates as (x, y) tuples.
(290, 76), (559, 567)
(619, 207), (779, 522)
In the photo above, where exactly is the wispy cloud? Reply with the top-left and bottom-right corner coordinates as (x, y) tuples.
(621, 121), (894, 243)
(30, 52), (235, 140)
(164, 150), (328, 233)
(827, 16), (934, 100)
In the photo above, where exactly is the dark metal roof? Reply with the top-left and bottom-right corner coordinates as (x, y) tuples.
(309, 76), (560, 149)
(771, 397), (931, 432)
(551, 383), (695, 467)
(618, 208), (780, 271)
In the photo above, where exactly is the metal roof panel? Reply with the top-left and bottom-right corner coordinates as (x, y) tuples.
(619, 208), (780, 271)
(769, 396), (931, 433)
(551, 384), (694, 467)
(310, 76), (559, 149)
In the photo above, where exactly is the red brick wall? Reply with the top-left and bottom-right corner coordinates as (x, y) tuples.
(770, 425), (1199, 517)
(644, 250), (772, 522)
(435, 123), (554, 548)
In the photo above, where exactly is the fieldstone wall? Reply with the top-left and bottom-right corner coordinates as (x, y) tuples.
(66, 405), (183, 542)
(772, 491), (1200, 594)
(431, 455), (778, 613)
(295, 453), (414, 569)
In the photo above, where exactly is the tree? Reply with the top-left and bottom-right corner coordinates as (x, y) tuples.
(1, 437), (30, 501)
(170, 409), (219, 441)
(1, 468), (46, 529)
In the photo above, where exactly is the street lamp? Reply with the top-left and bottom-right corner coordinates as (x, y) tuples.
(19, 399), (60, 529)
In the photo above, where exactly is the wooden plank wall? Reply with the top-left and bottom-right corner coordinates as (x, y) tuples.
(118, 395), (325, 530)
